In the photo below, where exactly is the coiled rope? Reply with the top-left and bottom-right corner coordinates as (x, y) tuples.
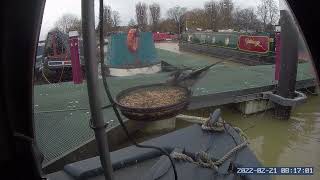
(171, 116), (249, 170)
(171, 141), (248, 170)
(201, 117), (225, 131)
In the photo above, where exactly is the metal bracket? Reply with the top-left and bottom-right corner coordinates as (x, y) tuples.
(89, 118), (108, 130)
(261, 91), (307, 106)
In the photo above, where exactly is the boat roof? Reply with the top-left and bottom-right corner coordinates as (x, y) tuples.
(46, 124), (270, 180)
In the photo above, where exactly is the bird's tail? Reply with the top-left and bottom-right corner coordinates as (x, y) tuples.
(166, 61), (224, 88)
(188, 60), (224, 78)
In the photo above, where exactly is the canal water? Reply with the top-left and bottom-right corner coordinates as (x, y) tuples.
(179, 96), (320, 180)
(155, 42), (320, 180)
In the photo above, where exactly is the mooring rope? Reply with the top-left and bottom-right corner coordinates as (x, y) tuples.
(233, 126), (249, 141)
(201, 117), (225, 132)
(171, 141), (248, 170)
(171, 116), (249, 170)
(41, 56), (67, 84)
(41, 66), (53, 84)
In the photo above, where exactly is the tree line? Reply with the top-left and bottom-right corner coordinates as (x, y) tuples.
(132, 0), (279, 33)
(51, 0), (279, 36)
(50, 6), (121, 36)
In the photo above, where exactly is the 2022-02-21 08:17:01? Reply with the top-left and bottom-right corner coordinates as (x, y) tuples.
(236, 167), (314, 175)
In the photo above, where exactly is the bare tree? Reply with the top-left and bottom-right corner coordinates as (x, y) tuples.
(233, 7), (260, 32)
(136, 2), (148, 31)
(149, 3), (161, 32)
(98, 6), (121, 34)
(54, 14), (81, 34)
(266, 0), (279, 25)
(112, 10), (121, 31)
(204, 0), (220, 31)
(219, 0), (234, 29)
(257, 0), (268, 31)
(185, 9), (207, 31)
(257, 0), (279, 31)
(167, 6), (187, 34)
(233, 8), (245, 31)
(102, 5), (113, 34)
(128, 18), (137, 28)
(158, 19), (176, 32)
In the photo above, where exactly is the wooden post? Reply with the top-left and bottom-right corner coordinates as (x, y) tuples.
(274, 10), (299, 120)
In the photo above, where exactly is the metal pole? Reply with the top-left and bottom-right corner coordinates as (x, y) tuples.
(274, 10), (299, 120)
(81, 0), (113, 179)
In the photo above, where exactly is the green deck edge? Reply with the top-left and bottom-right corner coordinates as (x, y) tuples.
(34, 48), (315, 165)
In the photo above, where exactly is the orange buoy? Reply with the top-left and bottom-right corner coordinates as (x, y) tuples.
(127, 29), (138, 53)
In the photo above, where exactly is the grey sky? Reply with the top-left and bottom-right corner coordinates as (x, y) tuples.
(40, 0), (260, 40)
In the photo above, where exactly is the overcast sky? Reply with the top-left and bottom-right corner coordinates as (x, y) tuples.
(40, 0), (260, 40)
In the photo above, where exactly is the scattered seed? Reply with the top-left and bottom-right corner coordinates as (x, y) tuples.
(118, 86), (187, 108)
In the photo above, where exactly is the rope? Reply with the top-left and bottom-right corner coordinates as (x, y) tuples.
(233, 127), (249, 141)
(171, 141), (248, 170)
(41, 66), (53, 84)
(201, 117), (225, 132)
(171, 116), (249, 171)
(41, 56), (67, 84)
(214, 141), (248, 165)
(304, 87), (319, 95)
(57, 56), (67, 83)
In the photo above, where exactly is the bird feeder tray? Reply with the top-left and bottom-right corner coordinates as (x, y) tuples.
(115, 83), (191, 121)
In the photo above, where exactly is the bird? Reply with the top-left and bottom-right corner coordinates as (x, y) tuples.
(166, 61), (224, 88)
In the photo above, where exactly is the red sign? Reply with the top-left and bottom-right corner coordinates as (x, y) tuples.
(238, 35), (270, 53)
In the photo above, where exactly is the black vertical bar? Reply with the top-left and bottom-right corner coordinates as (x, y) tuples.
(81, 0), (113, 179)
(3, 0), (46, 179)
(275, 10), (299, 120)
